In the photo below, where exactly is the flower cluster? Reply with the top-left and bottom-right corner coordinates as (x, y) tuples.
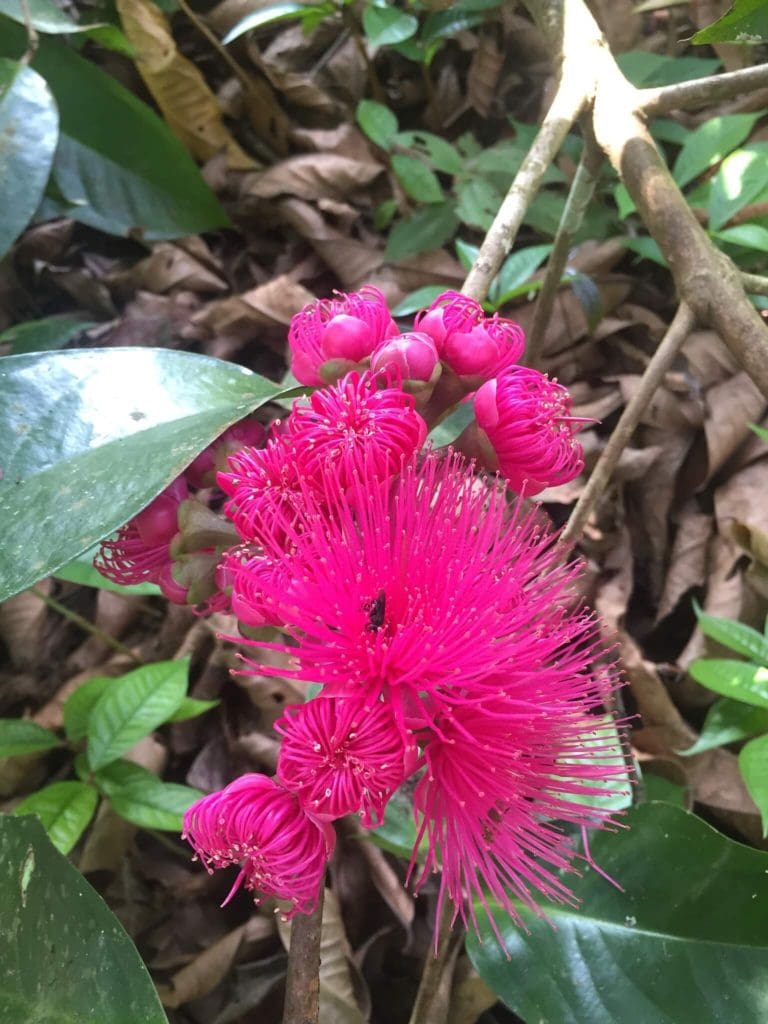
(95, 285), (622, 938)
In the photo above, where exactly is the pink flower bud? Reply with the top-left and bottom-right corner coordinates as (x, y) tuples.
(370, 332), (440, 382)
(185, 418), (267, 490)
(132, 477), (188, 546)
(474, 368), (585, 495)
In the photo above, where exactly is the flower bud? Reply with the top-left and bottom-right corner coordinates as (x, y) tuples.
(370, 332), (440, 383)
(185, 418), (267, 490)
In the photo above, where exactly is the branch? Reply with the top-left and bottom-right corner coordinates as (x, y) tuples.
(525, 125), (603, 367)
(640, 62), (768, 117)
(560, 303), (695, 546)
(742, 272), (768, 297)
(282, 889), (324, 1024)
(461, 4), (598, 302)
(408, 900), (462, 1024)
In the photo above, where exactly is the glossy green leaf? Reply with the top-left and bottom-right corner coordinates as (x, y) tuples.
(679, 696), (768, 756)
(0, 22), (227, 239)
(0, 720), (59, 758)
(167, 696), (220, 722)
(369, 785), (418, 859)
(356, 99), (398, 150)
(0, 59), (59, 259)
(222, 1), (325, 43)
(616, 50), (721, 87)
(428, 402), (475, 448)
(0, 347), (295, 601)
(489, 243), (552, 305)
(362, 5), (418, 47)
(87, 659), (188, 769)
(454, 238), (480, 271)
(555, 715), (632, 812)
(0, 815), (168, 1022)
(391, 154), (444, 204)
(641, 773), (688, 807)
(390, 285), (446, 318)
(0, 314), (96, 355)
(13, 781), (98, 854)
(420, 7), (487, 47)
(468, 803), (768, 1024)
(63, 676), (112, 742)
(692, 0), (768, 44)
(694, 602), (768, 663)
(456, 178), (502, 231)
(713, 223), (768, 251)
(672, 114), (758, 189)
(394, 130), (463, 175)
(110, 777), (201, 831)
(690, 658), (768, 707)
(0, 0), (107, 33)
(739, 734), (768, 834)
(55, 551), (162, 596)
(709, 147), (768, 230)
(384, 203), (458, 262)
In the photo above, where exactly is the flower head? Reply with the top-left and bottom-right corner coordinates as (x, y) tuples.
(473, 367), (585, 495)
(276, 696), (412, 826)
(183, 774), (334, 917)
(416, 291), (525, 379)
(285, 371), (427, 489)
(185, 418), (267, 490)
(370, 332), (440, 383)
(288, 286), (399, 385)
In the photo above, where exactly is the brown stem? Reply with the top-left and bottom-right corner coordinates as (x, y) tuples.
(407, 899), (462, 1024)
(640, 62), (768, 117)
(560, 303), (695, 546)
(282, 888), (324, 1024)
(19, 0), (39, 64)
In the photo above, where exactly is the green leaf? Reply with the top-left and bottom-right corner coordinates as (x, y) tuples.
(614, 182), (636, 218)
(709, 147), (768, 230)
(650, 117), (691, 146)
(428, 401), (474, 448)
(390, 285), (446, 318)
(0, 815), (168, 1021)
(0, 0), (104, 33)
(689, 658), (768, 708)
(420, 7), (487, 47)
(672, 114), (759, 189)
(0, 59), (58, 259)
(362, 4), (418, 47)
(63, 676), (112, 742)
(87, 659), (188, 769)
(167, 696), (219, 722)
(55, 550), (162, 596)
(110, 777), (202, 831)
(369, 785), (418, 858)
(356, 99), (398, 150)
(468, 802), (768, 1024)
(694, 603), (768, 663)
(385, 203), (458, 262)
(0, 347), (296, 601)
(0, 21), (228, 240)
(642, 773), (688, 807)
(616, 50), (721, 87)
(622, 235), (667, 266)
(0, 720), (59, 758)
(393, 130), (462, 175)
(713, 222), (768, 251)
(13, 781), (98, 854)
(555, 715), (632, 813)
(456, 178), (501, 231)
(692, 0), (768, 44)
(490, 243), (552, 305)
(739, 734), (768, 834)
(391, 154), (444, 204)
(222, 2), (325, 43)
(454, 238), (479, 271)
(679, 697), (768, 756)
(0, 314), (96, 356)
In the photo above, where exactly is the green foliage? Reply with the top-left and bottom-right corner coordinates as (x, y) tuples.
(54, 551), (162, 597)
(0, 816), (169, 1022)
(8, 659), (211, 853)
(693, 0), (768, 44)
(468, 803), (768, 1024)
(0, 314), (96, 355)
(679, 697), (768, 757)
(0, 347), (299, 602)
(222, 1), (335, 44)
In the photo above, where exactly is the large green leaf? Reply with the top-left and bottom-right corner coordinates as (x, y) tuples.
(0, 720), (60, 758)
(13, 781), (98, 854)
(0, 314), (96, 356)
(55, 552), (162, 596)
(739, 734), (768, 835)
(694, 602), (768, 663)
(87, 660), (188, 769)
(0, 814), (168, 1022)
(709, 147), (768, 231)
(0, 347), (296, 601)
(384, 202), (459, 262)
(63, 676), (112, 743)
(678, 696), (768, 756)
(672, 114), (759, 189)
(692, 0), (768, 44)
(468, 803), (768, 1024)
(0, 59), (59, 258)
(689, 658), (768, 707)
(0, 20), (227, 239)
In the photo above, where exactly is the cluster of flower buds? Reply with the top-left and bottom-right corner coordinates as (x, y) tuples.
(95, 285), (623, 937)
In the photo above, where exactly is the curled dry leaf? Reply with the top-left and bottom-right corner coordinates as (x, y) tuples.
(656, 504), (713, 623)
(447, 958), (497, 1024)
(245, 154), (384, 202)
(108, 240), (228, 297)
(715, 458), (768, 575)
(697, 372), (766, 490)
(467, 34), (504, 118)
(0, 582), (52, 669)
(159, 923), (247, 1007)
(116, 0), (257, 170)
(190, 274), (316, 341)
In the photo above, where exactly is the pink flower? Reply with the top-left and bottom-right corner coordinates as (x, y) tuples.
(95, 477), (187, 588)
(473, 367), (585, 495)
(185, 418), (267, 490)
(285, 371), (427, 488)
(218, 437), (305, 549)
(276, 696), (412, 826)
(370, 332), (440, 383)
(288, 286), (399, 385)
(183, 774), (334, 917)
(416, 291), (525, 378)
(217, 546), (294, 629)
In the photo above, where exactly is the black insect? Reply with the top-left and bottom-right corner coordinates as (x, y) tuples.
(364, 590), (386, 632)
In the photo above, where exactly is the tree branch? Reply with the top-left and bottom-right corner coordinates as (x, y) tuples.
(560, 303), (695, 546)
(282, 889), (324, 1024)
(408, 900), (462, 1024)
(640, 62), (768, 117)
(741, 272), (768, 298)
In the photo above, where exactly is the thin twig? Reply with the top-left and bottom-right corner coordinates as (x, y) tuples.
(408, 899), (462, 1024)
(282, 888), (324, 1024)
(31, 586), (142, 664)
(640, 62), (768, 117)
(525, 126), (603, 368)
(18, 0), (39, 65)
(741, 272), (768, 298)
(175, 0), (254, 95)
(560, 303), (695, 546)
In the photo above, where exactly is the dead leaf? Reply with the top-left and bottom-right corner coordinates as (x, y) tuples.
(190, 274), (315, 341)
(467, 34), (503, 117)
(159, 923), (247, 1007)
(682, 329), (737, 388)
(0, 583), (51, 669)
(715, 458), (768, 569)
(116, 0), (256, 169)
(245, 154), (383, 202)
(448, 958), (497, 1024)
(108, 239), (228, 297)
(656, 505), (712, 622)
(698, 371), (766, 488)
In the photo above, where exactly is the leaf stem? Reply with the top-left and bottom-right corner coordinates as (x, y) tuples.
(30, 586), (141, 665)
